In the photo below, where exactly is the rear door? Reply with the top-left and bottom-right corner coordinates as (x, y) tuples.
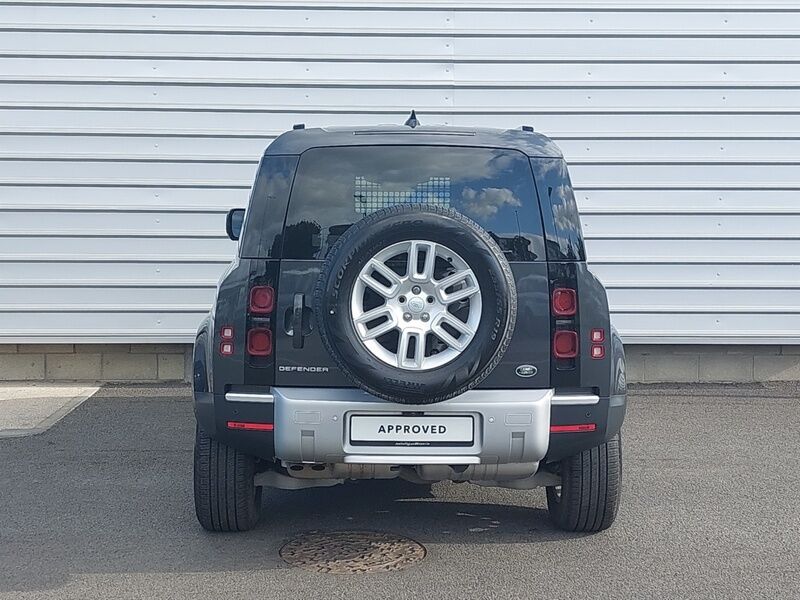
(274, 144), (550, 389)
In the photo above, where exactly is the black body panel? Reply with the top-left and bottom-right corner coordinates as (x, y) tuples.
(194, 391), (276, 460)
(478, 262), (550, 388)
(274, 260), (350, 387)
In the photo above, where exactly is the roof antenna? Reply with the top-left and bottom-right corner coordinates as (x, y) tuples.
(404, 110), (419, 128)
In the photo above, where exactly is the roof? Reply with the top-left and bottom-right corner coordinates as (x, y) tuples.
(264, 124), (563, 158)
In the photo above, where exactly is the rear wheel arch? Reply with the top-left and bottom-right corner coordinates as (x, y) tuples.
(193, 316), (212, 394)
(610, 326), (626, 395)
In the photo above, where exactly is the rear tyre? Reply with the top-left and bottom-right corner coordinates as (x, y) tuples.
(546, 434), (622, 532)
(193, 425), (262, 532)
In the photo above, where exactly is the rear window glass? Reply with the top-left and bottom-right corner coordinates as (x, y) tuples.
(281, 145), (545, 261)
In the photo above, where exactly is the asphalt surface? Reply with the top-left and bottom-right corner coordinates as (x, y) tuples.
(1, 383), (798, 600)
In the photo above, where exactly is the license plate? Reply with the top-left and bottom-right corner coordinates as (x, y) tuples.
(349, 415), (474, 446)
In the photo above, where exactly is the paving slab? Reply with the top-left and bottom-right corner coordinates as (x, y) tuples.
(0, 383), (99, 438)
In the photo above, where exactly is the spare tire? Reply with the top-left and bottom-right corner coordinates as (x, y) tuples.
(314, 204), (516, 405)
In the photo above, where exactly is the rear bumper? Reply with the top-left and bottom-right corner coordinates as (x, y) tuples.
(546, 392), (626, 461)
(272, 387), (553, 467)
(194, 386), (626, 466)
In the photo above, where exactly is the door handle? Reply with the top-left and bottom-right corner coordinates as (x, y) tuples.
(292, 293), (305, 349)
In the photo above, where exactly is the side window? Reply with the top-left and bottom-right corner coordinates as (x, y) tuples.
(530, 158), (585, 261)
(239, 155), (298, 259)
(282, 145), (545, 261)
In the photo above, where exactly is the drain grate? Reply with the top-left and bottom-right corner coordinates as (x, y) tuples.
(279, 531), (426, 574)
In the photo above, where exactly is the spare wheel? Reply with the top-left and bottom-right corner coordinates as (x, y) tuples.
(314, 204), (517, 405)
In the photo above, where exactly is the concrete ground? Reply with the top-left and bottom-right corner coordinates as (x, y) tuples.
(0, 383), (798, 600)
(0, 383), (99, 438)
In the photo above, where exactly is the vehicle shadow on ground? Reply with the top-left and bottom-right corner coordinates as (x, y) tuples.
(0, 390), (584, 593)
(258, 477), (565, 540)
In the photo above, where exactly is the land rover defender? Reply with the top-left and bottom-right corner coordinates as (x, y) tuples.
(192, 120), (626, 533)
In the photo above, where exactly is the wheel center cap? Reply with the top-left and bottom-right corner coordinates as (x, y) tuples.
(407, 296), (425, 312)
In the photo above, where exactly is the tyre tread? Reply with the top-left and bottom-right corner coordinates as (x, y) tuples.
(546, 433), (622, 533)
(193, 426), (261, 532)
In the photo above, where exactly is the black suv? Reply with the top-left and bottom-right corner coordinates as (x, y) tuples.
(192, 121), (627, 533)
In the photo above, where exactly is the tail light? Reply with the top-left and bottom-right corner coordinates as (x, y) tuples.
(247, 328), (272, 356)
(552, 288), (577, 316)
(553, 330), (579, 358)
(247, 284), (275, 360)
(549, 270), (580, 379)
(249, 285), (275, 314)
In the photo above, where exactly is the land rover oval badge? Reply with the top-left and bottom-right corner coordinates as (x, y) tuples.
(515, 364), (537, 378)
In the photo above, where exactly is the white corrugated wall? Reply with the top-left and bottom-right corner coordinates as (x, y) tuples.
(1, 0), (799, 344)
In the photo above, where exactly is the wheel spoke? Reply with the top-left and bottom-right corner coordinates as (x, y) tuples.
(443, 279), (480, 303)
(354, 305), (393, 325)
(397, 329), (424, 369)
(360, 314), (397, 340)
(359, 259), (402, 298)
(435, 270), (479, 304)
(434, 270), (467, 292)
(440, 312), (475, 336)
(431, 313), (474, 351)
(409, 241), (437, 282)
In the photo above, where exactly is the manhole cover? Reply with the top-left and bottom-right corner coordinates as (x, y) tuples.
(279, 531), (426, 574)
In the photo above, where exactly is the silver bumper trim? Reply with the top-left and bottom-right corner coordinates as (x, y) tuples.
(552, 393), (600, 406)
(272, 386), (553, 467)
(225, 392), (274, 403)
